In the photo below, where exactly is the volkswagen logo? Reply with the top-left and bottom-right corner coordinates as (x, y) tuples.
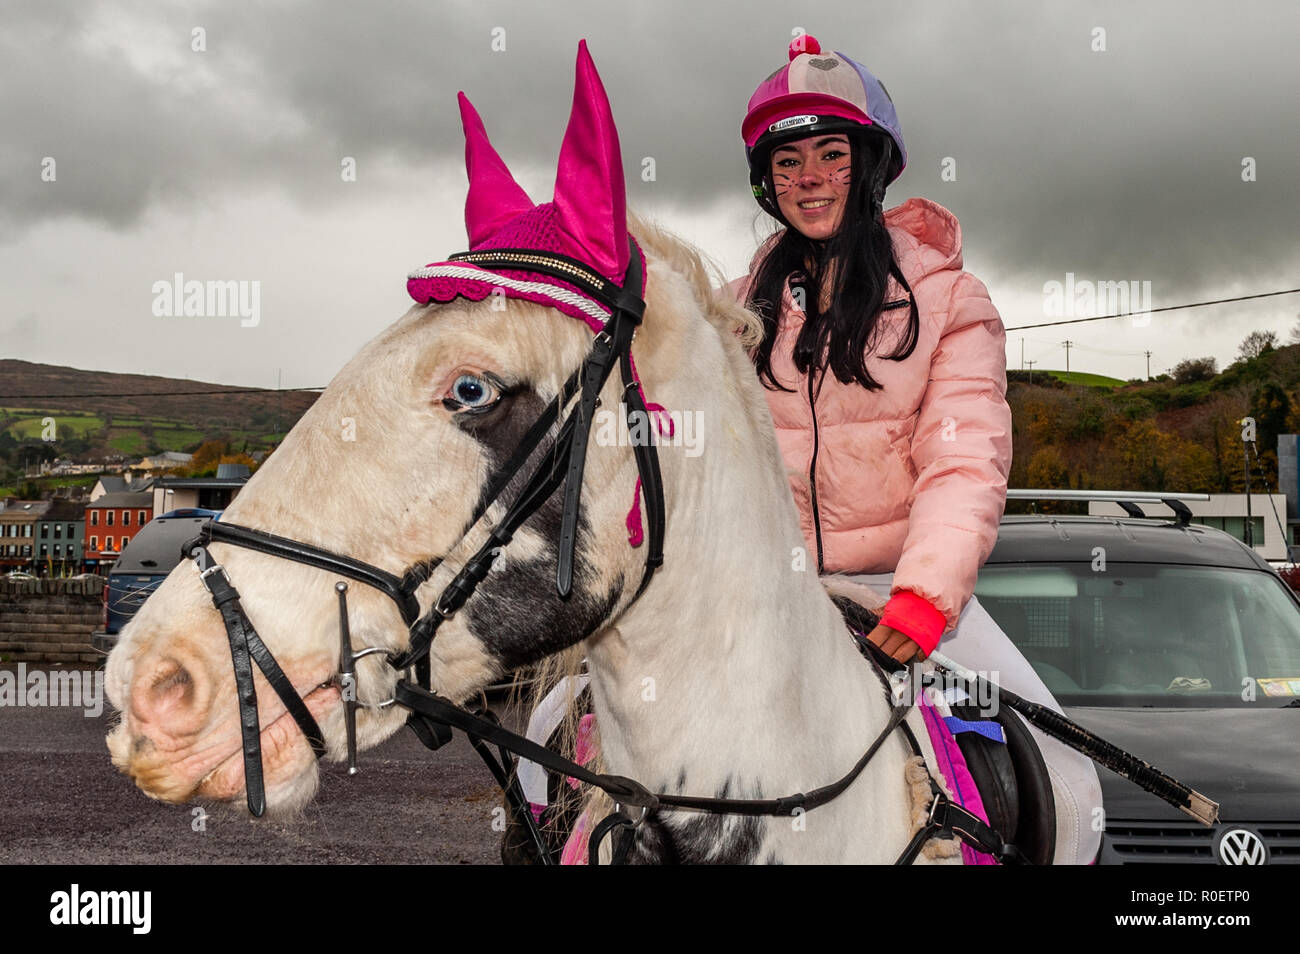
(1215, 827), (1269, 865)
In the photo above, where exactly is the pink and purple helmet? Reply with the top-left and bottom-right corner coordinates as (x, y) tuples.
(742, 35), (906, 217)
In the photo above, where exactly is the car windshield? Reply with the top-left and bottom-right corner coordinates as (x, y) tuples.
(974, 563), (1300, 708)
(112, 517), (213, 575)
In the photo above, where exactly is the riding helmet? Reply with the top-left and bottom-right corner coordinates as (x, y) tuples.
(742, 35), (907, 219)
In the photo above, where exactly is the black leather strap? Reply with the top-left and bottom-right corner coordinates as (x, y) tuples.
(192, 549), (327, 817)
(462, 366), (582, 538)
(405, 710), (453, 750)
(557, 321), (624, 597)
(394, 676), (914, 820)
(890, 718), (1029, 865)
(244, 625), (327, 759)
(589, 812), (637, 865)
(201, 521), (421, 626)
(458, 708), (555, 866)
(393, 250), (648, 667)
(553, 241), (647, 597)
(896, 793), (1029, 866)
(395, 623), (1024, 864)
(618, 347), (665, 596)
(211, 577), (268, 818)
(395, 681), (656, 807)
(654, 695), (913, 817)
(390, 410), (582, 672)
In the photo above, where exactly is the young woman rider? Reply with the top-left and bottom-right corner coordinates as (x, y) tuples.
(727, 34), (1103, 865)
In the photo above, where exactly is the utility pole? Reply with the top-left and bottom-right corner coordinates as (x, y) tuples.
(1061, 340), (1073, 374)
(1025, 359), (1036, 384)
(1021, 338), (1025, 370)
(1144, 350), (1152, 380)
(1244, 437), (1253, 549)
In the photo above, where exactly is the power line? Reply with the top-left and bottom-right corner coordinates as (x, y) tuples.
(1021, 333), (1137, 354)
(1064, 341), (1147, 357)
(1005, 287), (1300, 331)
(2, 287), (1297, 401)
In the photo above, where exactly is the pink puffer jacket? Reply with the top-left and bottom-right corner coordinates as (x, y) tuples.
(727, 197), (1012, 650)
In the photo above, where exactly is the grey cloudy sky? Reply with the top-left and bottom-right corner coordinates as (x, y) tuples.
(2, 0), (1298, 390)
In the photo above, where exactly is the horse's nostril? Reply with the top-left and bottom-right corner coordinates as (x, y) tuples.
(152, 659), (191, 691)
(142, 658), (196, 720)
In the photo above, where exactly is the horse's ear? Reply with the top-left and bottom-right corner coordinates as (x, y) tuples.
(552, 40), (629, 279)
(460, 91), (534, 248)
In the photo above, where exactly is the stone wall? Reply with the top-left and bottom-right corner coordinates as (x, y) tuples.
(0, 578), (103, 664)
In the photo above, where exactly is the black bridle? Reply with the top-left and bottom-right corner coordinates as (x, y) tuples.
(183, 238), (1026, 864)
(186, 239), (663, 815)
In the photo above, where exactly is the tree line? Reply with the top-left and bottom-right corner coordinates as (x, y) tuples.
(1007, 328), (1298, 509)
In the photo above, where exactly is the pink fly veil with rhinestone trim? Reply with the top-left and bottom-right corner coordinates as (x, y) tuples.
(408, 39), (638, 333)
(407, 39), (668, 545)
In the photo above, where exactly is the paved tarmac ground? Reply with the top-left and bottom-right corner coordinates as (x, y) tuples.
(0, 665), (513, 864)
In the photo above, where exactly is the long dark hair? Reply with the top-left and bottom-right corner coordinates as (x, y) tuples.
(746, 130), (919, 392)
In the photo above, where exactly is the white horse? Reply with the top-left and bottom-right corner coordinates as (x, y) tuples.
(105, 43), (961, 864)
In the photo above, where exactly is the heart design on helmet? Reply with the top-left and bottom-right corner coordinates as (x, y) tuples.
(808, 57), (839, 70)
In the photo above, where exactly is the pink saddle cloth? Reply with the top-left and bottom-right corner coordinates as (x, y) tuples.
(918, 695), (1000, 865)
(559, 697), (1003, 865)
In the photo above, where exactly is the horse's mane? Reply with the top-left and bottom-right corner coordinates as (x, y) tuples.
(628, 210), (763, 352)
(511, 214), (768, 860)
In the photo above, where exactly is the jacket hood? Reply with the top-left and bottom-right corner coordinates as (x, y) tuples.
(884, 196), (963, 279)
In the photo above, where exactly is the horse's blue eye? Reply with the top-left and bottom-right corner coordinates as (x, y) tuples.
(452, 374), (494, 407)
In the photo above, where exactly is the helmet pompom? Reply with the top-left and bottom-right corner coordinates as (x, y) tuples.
(789, 34), (820, 59)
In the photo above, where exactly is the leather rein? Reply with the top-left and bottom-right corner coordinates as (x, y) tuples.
(184, 240), (1025, 864)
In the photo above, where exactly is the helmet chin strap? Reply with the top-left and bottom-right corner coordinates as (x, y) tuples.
(868, 138), (893, 218)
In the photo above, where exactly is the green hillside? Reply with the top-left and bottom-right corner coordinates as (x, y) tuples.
(1004, 339), (1298, 514)
(0, 360), (319, 492)
(1042, 369), (1128, 388)
(1, 406), (276, 456)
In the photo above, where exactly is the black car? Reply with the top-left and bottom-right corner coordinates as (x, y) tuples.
(976, 492), (1300, 865)
(91, 510), (222, 655)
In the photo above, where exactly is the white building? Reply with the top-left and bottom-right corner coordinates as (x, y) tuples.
(1088, 493), (1289, 561)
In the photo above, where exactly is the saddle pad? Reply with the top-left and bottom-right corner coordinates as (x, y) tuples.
(918, 695), (999, 865)
(556, 699), (1005, 865)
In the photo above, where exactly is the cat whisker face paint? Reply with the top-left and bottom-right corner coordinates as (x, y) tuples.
(770, 134), (852, 240)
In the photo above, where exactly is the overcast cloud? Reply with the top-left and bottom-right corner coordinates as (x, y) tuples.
(2, 0), (1298, 389)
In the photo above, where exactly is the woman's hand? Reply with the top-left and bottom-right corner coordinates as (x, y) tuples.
(865, 622), (923, 664)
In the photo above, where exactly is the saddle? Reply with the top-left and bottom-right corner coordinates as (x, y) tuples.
(833, 596), (1057, 866)
(948, 697), (1056, 865)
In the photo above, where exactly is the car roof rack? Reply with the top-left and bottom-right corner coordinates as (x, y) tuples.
(1006, 489), (1210, 527)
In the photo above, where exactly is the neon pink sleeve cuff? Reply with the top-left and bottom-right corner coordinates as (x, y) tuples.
(878, 590), (947, 657)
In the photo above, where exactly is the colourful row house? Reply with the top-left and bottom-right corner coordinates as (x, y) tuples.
(83, 491), (153, 573)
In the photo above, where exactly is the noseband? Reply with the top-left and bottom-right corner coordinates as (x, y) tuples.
(186, 240), (665, 817)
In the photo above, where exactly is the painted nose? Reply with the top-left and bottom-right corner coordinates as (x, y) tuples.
(131, 654), (208, 736)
